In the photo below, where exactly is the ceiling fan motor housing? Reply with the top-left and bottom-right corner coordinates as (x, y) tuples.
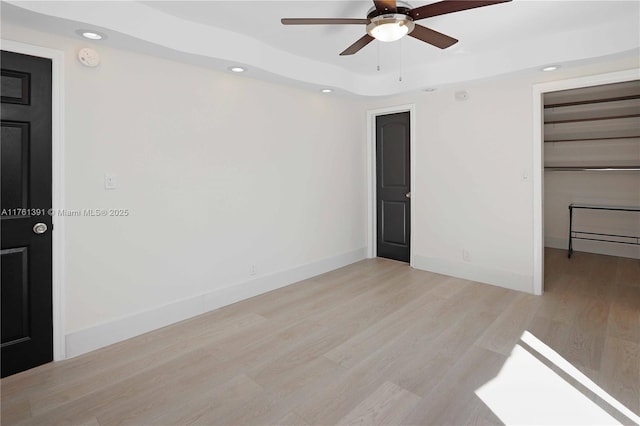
(366, 1), (413, 19)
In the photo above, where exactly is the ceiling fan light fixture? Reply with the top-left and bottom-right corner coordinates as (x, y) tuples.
(367, 14), (415, 42)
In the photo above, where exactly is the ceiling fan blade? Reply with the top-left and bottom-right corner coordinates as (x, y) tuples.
(409, 0), (511, 21)
(281, 18), (370, 25)
(409, 24), (458, 49)
(340, 34), (375, 56)
(373, 0), (397, 13)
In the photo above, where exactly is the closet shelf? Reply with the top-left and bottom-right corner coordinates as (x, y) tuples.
(544, 81), (640, 108)
(544, 95), (640, 109)
(544, 114), (640, 125)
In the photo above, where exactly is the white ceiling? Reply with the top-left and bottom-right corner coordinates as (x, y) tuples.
(2, 1), (640, 96)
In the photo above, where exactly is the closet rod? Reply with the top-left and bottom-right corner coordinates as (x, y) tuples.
(544, 136), (640, 143)
(544, 166), (640, 171)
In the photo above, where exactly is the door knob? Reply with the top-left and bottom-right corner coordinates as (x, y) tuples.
(406, 192), (411, 199)
(33, 223), (48, 234)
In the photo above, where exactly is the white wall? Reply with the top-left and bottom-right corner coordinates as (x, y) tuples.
(367, 58), (639, 294)
(370, 79), (535, 292)
(1, 23), (368, 357)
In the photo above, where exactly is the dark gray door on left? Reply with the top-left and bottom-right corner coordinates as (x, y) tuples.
(1, 50), (53, 377)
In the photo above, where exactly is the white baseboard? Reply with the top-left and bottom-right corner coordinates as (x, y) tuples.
(65, 247), (367, 358)
(545, 236), (640, 259)
(413, 254), (533, 294)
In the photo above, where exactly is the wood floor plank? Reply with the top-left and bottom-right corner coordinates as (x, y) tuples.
(292, 354), (405, 425)
(584, 254), (619, 297)
(336, 381), (421, 425)
(178, 374), (266, 426)
(113, 374), (263, 426)
(256, 356), (347, 400)
(616, 257), (640, 288)
(599, 336), (640, 416)
(536, 274), (592, 323)
(26, 313), (266, 416)
(294, 282), (504, 423)
(0, 310), (264, 407)
(606, 304), (640, 344)
(400, 345), (507, 425)
(22, 347), (221, 425)
(2, 250), (638, 425)
(0, 398), (31, 425)
(561, 297), (610, 372)
(324, 276), (453, 368)
(254, 260), (406, 320)
(391, 309), (498, 397)
(233, 357), (348, 426)
(277, 411), (311, 426)
(475, 292), (543, 356)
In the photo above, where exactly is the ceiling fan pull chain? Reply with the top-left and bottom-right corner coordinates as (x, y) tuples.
(399, 38), (403, 82)
(377, 41), (380, 71)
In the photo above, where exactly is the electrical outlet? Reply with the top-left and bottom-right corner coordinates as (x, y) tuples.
(463, 249), (471, 262)
(249, 264), (257, 276)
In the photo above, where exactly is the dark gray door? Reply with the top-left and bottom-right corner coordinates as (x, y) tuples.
(1, 50), (53, 377)
(376, 112), (410, 262)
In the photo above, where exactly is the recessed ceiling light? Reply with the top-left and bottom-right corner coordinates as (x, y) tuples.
(76, 29), (106, 40)
(229, 66), (246, 73)
(321, 89), (333, 93)
(541, 65), (560, 72)
(423, 88), (436, 92)
(81, 31), (103, 40)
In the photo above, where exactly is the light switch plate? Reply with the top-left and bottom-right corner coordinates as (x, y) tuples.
(105, 173), (117, 189)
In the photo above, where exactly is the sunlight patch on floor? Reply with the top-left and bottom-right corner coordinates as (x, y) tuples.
(475, 331), (639, 425)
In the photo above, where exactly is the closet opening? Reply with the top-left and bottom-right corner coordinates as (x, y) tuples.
(542, 79), (640, 292)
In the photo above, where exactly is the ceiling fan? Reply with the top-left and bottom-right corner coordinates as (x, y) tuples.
(282, 0), (511, 56)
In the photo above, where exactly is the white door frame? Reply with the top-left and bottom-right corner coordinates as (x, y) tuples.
(2, 39), (66, 360)
(532, 68), (639, 295)
(366, 104), (416, 267)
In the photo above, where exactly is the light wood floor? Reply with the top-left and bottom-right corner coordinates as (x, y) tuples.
(2, 249), (639, 425)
